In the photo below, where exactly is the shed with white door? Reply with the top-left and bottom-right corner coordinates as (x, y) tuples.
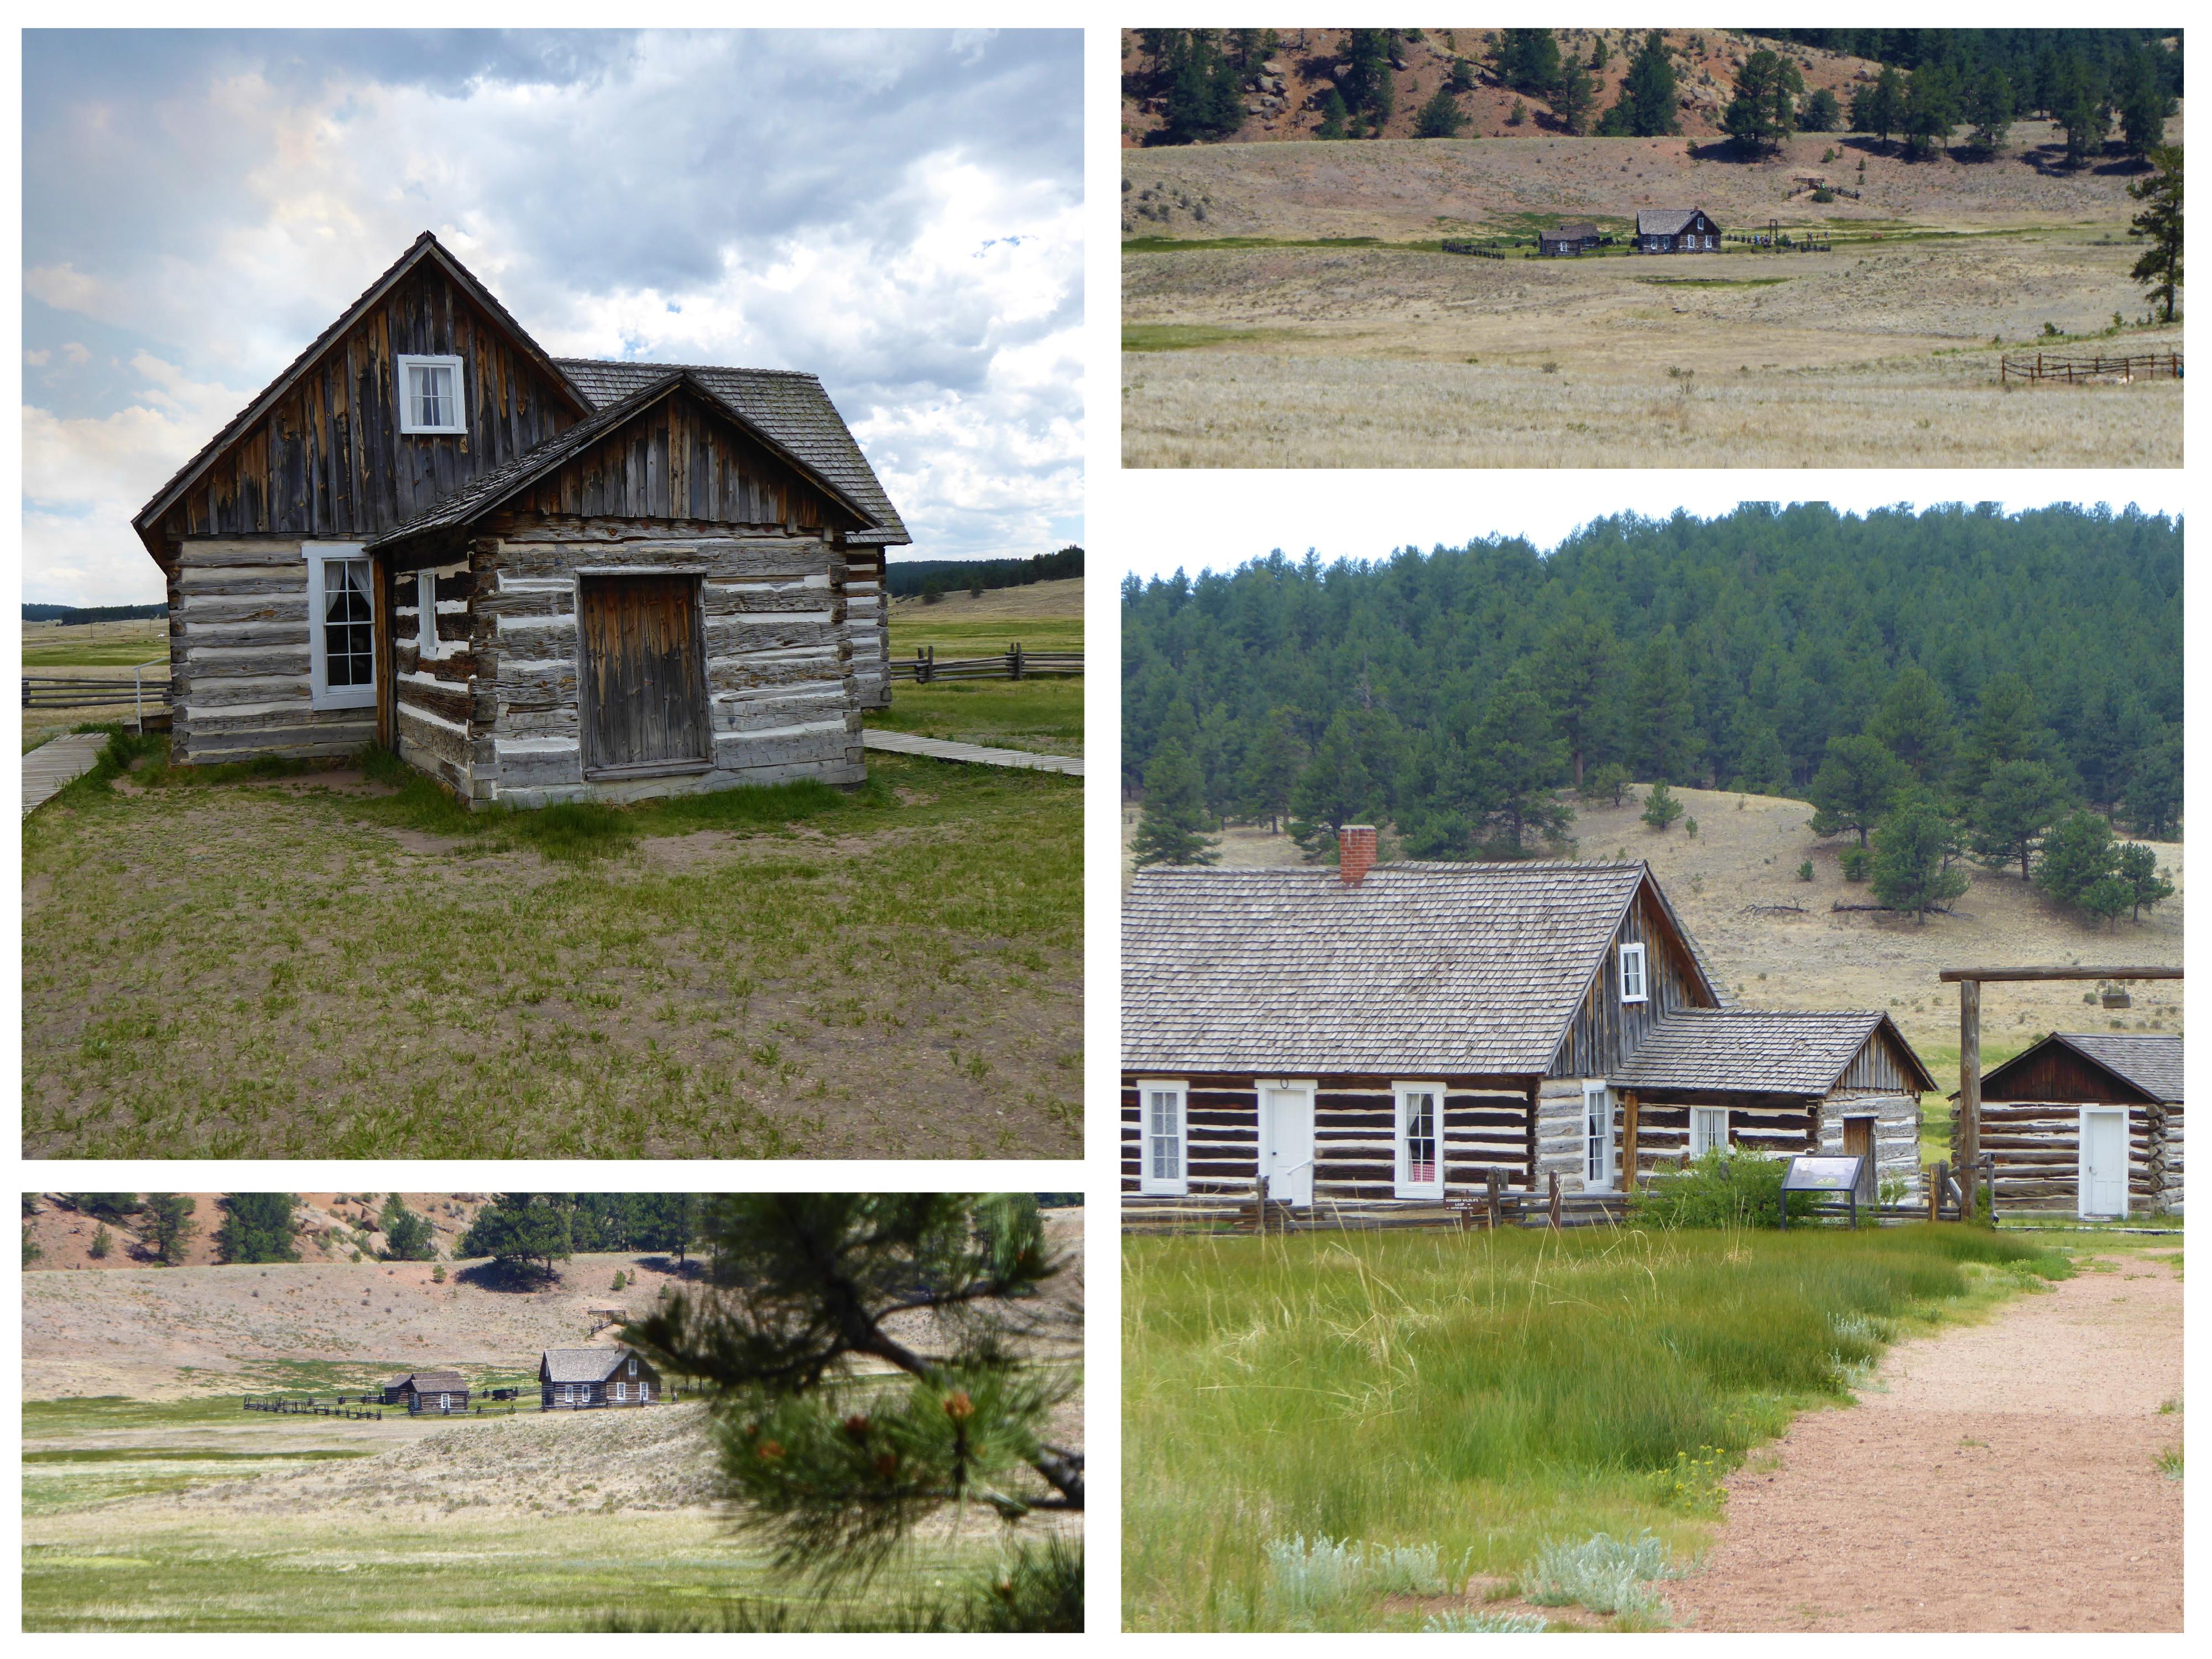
(1956, 1031), (2183, 1216)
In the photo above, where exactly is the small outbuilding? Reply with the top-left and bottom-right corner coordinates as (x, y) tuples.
(1540, 221), (1603, 257)
(1606, 1009), (1937, 1204)
(1960, 1032), (2184, 1217)
(1636, 208), (1723, 253)
(383, 1368), (471, 1413)
(540, 1346), (661, 1409)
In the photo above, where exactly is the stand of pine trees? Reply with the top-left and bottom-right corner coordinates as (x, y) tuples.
(1124, 504), (2179, 916)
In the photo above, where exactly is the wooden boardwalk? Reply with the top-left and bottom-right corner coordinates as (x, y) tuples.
(22, 732), (107, 816)
(863, 728), (1082, 777)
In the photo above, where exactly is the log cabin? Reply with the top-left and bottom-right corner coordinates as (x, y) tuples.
(1121, 828), (1934, 1221)
(1956, 1032), (2183, 1217)
(540, 1346), (662, 1409)
(1538, 221), (1603, 257)
(382, 1368), (471, 1413)
(128, 232), (910, 807)
(1635, 208), (1722, 253)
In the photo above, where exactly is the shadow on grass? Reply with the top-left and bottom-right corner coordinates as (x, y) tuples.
(453, 1259), (565, 1293)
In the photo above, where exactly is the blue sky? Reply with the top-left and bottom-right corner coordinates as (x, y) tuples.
(22, 28), (1083, 604)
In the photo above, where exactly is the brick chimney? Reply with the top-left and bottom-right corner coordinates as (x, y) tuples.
(1339, 825), (1377, 886)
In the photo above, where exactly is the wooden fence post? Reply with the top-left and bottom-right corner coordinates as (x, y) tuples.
(1929, 1160), (1946, 1223)
(1548, 1170), (1562, 1230)
(1011, 641), (1024, 681)
(1486, 1165), (1503, 1232)
(1958, 979), (1980, 1218)
(1621, 1090), (1641, 1192)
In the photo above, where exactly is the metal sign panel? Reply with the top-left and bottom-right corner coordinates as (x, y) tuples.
(1782, 1155), (1864, 1193)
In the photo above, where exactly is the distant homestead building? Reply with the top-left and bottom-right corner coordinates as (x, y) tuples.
(1962, 1032), (2184, 1217)
(1539, 221), (1603, 257)
(129, 231), (909, 806)
(1636, 208), (1723, 253)
(382, 1368), (471, 1413)
(540, 1346), (661, 1408)
(1121, 831), (1933, 1220)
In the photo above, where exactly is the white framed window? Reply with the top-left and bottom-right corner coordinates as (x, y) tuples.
(416, 570), (440, 655)
(1584, 1083), (1613, 1190)
(1394, 1082), (1445, 1199)
(305, 544), (376, 711)
(615, 1381), (627, 1402)
(1689, 1106), (1730, 1157)
(397, 353), (465, 434)
(1618, 942), (1648, 1004)
(627, 1356), (638, 1376)
(1139, 1079), (1188, 1196)
(640, 1382), (652, 1402)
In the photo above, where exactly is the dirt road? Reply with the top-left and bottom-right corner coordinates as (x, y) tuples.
(1667, 1250), (2183, 1631)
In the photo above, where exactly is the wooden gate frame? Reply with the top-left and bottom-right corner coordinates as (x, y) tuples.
(1940, 965), (2181, 1215)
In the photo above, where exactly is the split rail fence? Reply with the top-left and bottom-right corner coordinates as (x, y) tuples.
(2002, 350), (2181, 385)
(891, 644), (1083, 684)
(242, 1395), (384, 1419)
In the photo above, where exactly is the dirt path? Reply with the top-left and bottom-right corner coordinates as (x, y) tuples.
(1668, 1251), (2183, 1631)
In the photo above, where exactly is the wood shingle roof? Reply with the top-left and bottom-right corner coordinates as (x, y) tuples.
(1977, 1031), (2184, 1104)
(1606, 1009), (1936, 1095)
(385, 1368), (468, 1393)
(541, 1348), (634, 1384)
(1637, 208), (1706, 236)
(1121, 860), (1724, 1076)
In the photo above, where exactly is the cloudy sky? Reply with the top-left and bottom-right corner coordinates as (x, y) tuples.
(22, 29), (1083, 606)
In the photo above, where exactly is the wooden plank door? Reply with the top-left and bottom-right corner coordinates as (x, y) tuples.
(580, 575), (709, 773)
(1843, 1118), (1876, 1204)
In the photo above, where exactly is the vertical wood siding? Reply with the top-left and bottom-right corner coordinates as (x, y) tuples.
(1549, 884), (1716, 1078)
(156, 260), (579, 545)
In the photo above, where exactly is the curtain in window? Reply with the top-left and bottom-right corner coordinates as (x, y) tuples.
(410, 363), (453, 429)
(1404, 1091), (1438, 1185)
(323, 558), (375, 687)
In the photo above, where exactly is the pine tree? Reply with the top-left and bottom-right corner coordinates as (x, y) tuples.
(2126, 145), (2181, 324)
(1901, 62), (1960, 160)
(213, 1193), (300, 1264)
(2049, 54), (2104, 167)
(2117, 732), (2180, 838)
(1614, 32), (1679, 136)
(1854, 64), (1906, 149)
(2115, 842), (2174, 921)
(1130, 738), (1218, 867)
(620, 1194), (1081, 1593)
(458, 1194), (573, 1282)
(1798, 86), (1839, 133)
(378, 1194), (438, 1261)
(1630, 628), (1700, 784)
(1540, 615), (1619, 788)
(1288, 709), (1397, 854)
(1640, 780), (1684, 831)
(138, 1194), (197, 1266)
(1970, 759), (2072, 881)
(1954, 672), (2049, 799)
(1867, 666), (1956, 784)
(1726, 703), (1792, 795)
(1552, 56), (1595, 135)
(1807, 734), (1907, 847)
(2036, 810), (2118, 909)
(1237, 711), (1300, 832)
(1723, 48), (1799, 156)
(1415, 83), (1466, 138)
(88, 1224), (112, 1260)
(2115, 47), (2175, 160)
(1870, 791), (1968, 920)
(1473, 675), (1572, 854)
(1344, 30), (1397, 131)
(1964, 65), (2015, 154)
(1316, 87), (1349, 139)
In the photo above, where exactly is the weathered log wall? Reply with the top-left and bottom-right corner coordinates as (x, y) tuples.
(1119, 1072), (1540, 1212)
(169, 539), (376, 763)
(1813, 1090), (1923, 1201)
(468, 515), (860, 807)
(1953, 1100), (2183, 1213)
(390, 557), (477, 795)
(846, 547), (890, 709)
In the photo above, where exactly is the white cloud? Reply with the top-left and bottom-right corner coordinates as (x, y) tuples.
(23, 29), (1082, 599)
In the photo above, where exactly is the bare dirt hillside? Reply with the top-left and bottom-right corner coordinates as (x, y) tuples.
(1123, 28), (1896, 147)
(25, 1193), (489, 1273)
(1124, 787), (2182, 1059)
(1124, 126), (2169, 241)
(22, 1209), (1086, 1402)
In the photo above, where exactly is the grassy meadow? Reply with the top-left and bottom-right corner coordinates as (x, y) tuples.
(1123, 1223), (2072, 1631)
(865, 578), (1083, 757)
(24, 732), (1079, 1159)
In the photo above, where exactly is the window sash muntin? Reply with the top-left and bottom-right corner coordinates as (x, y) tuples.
(1395, 1083), (1443, 1195)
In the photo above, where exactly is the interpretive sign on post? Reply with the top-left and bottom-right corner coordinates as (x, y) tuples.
(1778, 1155), (1865, 1230)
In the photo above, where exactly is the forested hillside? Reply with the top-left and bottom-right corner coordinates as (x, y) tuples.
(1123, 503), (2180, 885)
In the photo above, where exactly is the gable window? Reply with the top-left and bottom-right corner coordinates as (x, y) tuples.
(1618, 942), (1648, 1004)
(1394, 1083), (1444, 1199)
(627, 1356), (638, 1376)
(1584, 1083), (1613, 1190)
(1689, 1106), (1730, 1157)
(397, 353), (466, 434)
(1139, 1080), (1188, 1196)
(306, 544), (376, 711)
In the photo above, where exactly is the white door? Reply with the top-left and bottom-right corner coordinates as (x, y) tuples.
(1259, 1084), (1315, 1207)
(1584, 1084), (1613, 1190)
(2080, 1109), (2128, 1218)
